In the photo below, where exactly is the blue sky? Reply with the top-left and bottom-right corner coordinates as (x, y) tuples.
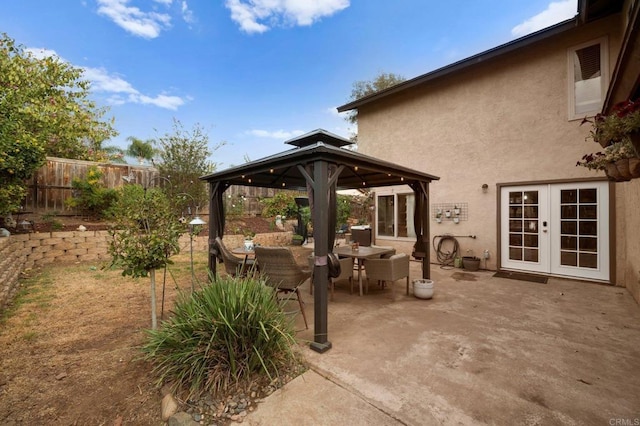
(1, 0), (577, 170)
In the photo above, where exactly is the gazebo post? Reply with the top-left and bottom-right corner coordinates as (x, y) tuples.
(208, 180), (217, 275)
(310, 159), (331, 353)
(422, 182), (431, 280)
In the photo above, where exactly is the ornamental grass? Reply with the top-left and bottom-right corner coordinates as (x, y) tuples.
(141, 274), (300, 398)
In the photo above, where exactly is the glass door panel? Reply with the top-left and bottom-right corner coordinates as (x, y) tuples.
(550, 182), (609, 281)
(501, 185), (548, 273)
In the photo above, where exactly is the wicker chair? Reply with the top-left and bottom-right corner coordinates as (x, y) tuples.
(350, 228), (372, 247)
(214, 237), (255, 277)
(364, 253), (411, 297)
(254, 246), (310, 329)
(308, 254), (354, 300)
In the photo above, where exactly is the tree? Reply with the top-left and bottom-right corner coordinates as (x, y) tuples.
(345, 72), (406, 131)
(155, 119), (224, 216)
(126, 136), (156, 164)
(0, 33), (117, 215)
(108, 184), (183, 329)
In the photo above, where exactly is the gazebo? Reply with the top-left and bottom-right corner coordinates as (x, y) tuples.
(201, 129), (439, 353)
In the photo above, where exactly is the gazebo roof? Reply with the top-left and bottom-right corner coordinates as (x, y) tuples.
(200, 129), (439, 189)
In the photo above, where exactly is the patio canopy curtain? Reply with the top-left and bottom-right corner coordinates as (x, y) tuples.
(410, 181), (428, 259)
(208, 181), (227, 268)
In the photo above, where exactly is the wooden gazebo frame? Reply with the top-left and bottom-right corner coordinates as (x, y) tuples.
(201, 129), (439, 353)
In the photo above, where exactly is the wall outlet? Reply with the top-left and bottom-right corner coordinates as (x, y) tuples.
(483, 249), (490, 259)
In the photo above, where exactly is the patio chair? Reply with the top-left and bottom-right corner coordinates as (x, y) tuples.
(364, 253), (411, 297)
(371, 245), (397, 258)
(214, 237), (255, 277)
(254, 246), (310, 329)
(308, 254), (354, 300)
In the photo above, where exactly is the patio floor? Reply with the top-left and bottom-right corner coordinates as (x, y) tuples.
(248, 261), (640, 425)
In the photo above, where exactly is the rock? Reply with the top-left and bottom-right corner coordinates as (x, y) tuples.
(77, 225), (87, 231)
(168, 411), (199, 426)
(162, 393), (179, 421)
(113, 415), (123, 426)
(55, 372), (67, 380)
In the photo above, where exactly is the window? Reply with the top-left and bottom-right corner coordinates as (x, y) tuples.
(376, 191), (415, 239)
(568, 38), (608, 120)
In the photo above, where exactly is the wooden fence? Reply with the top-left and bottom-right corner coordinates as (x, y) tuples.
(23, 157), (158, 215)
(21, 158), (304, 217)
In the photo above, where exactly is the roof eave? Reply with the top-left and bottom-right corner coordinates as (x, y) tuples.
(337, 18), (578, 113)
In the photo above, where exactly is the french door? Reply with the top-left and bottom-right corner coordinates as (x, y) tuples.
(500, 182), (610, 281)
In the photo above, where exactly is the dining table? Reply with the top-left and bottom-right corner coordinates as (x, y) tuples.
(333, 245), (395, 296)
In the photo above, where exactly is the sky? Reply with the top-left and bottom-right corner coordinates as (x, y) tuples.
(1, 0), (578, 170)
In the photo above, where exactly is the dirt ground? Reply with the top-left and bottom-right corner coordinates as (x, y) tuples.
(0, 216), (303, 425)
(0, 254), (202, 424)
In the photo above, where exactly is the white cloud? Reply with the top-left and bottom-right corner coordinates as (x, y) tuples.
(82, 67), (138, 94)
(181, 1), (195, 24)
(247, 129), (306, 139)
(82, 67), (185, 110)
(24, 45), (185, 111)
(225, 0), (350, 34)
(25, 47), (60, 59)
(511, 0), (578, 37)
(97, 0), (172, 39)
(130, 93), (185, 110)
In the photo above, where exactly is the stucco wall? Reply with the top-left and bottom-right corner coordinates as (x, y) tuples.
(616, 179), (640, 302)
(358, 16), (624, 274)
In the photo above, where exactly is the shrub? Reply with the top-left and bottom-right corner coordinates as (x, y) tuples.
(65, 166), (119, 219)
(141, 274), (300, 398)
(260, 192), (298, 218)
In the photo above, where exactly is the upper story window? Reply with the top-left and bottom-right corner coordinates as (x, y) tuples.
(568, 37), (609, 120)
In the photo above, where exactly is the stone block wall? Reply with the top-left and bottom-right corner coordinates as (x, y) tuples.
(0, 230), (111, 312)
(1, 230), (291, 312)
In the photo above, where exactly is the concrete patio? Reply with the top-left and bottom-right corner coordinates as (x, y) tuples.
(248, 261), (640, 425)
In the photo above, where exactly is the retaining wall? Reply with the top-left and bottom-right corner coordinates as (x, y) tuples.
(0, 230), (291, 312)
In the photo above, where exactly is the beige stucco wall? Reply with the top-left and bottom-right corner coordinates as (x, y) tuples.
(615, 179), (640, 301)
(359, 16), (625, 275)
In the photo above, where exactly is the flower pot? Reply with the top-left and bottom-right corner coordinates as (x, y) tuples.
(436, 217), (442, 223)
(462, 256), (481, 271)
(629, 157), (640, 178)
(413, 279), (434, 299)
(615, 158), (633, 180)
(630, 131), (640, 157)
(605, 162), (626, 182)
(244, 240), (254, 251)
(453, 217), (460, 224)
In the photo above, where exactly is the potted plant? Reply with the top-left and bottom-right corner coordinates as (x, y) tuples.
(576, 139), (640, 181)
(577, 99), (640, 181)
(588, 99), (640, 153)
(243, 231), (255, 251)
(453, 205), (460, 215)
(435, 212), (442, 223)
(292, 234), (304, 246)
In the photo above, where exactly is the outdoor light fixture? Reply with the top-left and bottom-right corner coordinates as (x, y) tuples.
(188, 214), (207, 292)
(482, 183), (489, 193)
(19, 220), (32, 232)
(189, 216), (206, 226)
